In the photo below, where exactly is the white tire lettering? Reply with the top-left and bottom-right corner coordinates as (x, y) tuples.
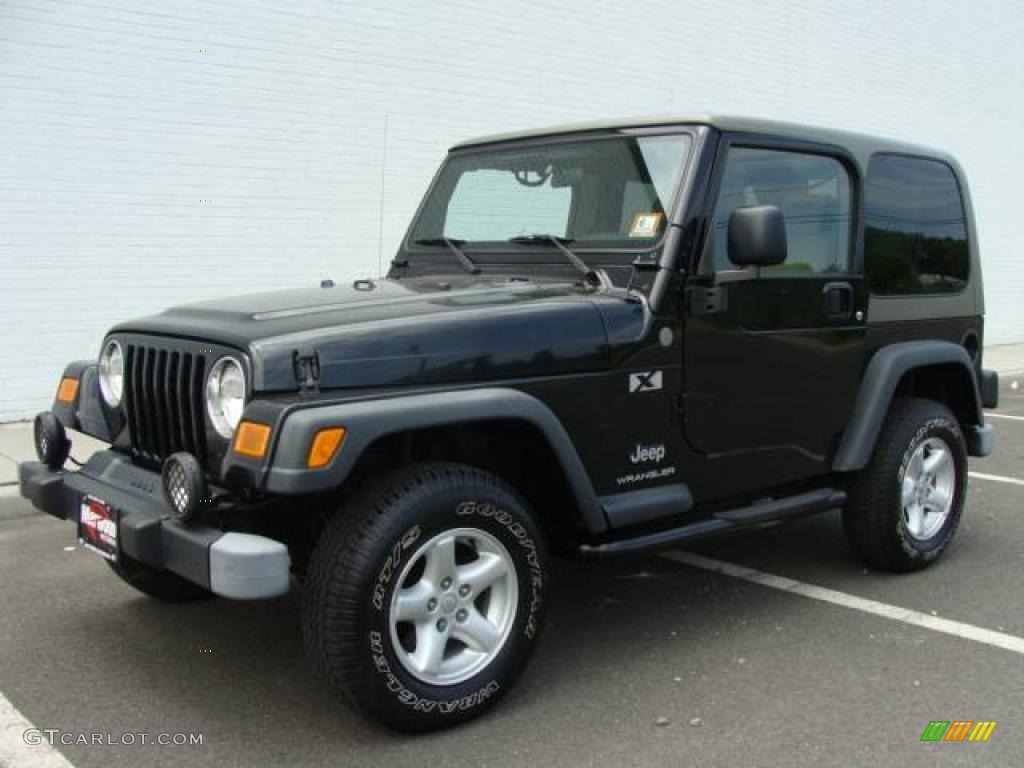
(455, 500), (545, 640)
(369, 627), (501, 713)
(366, 499), (542, 715)
(372, 525), (421, 611)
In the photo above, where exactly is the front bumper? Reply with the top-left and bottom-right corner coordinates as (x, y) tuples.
(19, 450), (290, 600)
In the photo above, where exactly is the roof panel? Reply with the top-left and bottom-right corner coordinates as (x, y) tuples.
(451, 114), (953, 168)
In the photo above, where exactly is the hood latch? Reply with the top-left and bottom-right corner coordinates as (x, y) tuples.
(293, 346), (320, 391)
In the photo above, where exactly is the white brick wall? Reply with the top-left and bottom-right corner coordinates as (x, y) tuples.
(1, 0), (1022, 421)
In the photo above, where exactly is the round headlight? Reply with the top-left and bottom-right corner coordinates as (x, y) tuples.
(206, 357), (246, 438)
(99, 340), (124, 407)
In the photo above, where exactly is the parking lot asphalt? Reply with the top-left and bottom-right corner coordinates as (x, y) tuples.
(1, 388), (1022, 767)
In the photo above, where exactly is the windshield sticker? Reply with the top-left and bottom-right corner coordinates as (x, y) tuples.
(629, 212), (663, 238)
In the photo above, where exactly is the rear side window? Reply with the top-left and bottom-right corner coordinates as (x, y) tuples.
(865, 155), (969, 294)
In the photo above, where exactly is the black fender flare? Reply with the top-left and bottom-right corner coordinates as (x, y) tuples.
(51, 360), (122, 443)
(263, 387), (608, 533)
(832, 340), (986, 472)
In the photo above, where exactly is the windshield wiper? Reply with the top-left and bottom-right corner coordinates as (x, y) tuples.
(413, 237), (480, 274)
(507, 235), (606, 288)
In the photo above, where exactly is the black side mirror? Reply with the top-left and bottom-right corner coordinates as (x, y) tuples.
(727, 205), (787, 267)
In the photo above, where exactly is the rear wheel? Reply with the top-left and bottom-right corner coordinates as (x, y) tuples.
(302, 462), (549, 732)
(843, 397), (967, 572)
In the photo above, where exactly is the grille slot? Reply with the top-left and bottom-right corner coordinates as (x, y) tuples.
(124, 344), (206, 466)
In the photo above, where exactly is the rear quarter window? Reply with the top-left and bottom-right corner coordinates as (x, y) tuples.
(864, 154), (969, 294)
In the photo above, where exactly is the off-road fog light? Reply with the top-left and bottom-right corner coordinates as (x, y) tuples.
(162, 452), (206, 524)
(34, 412), (69, 469)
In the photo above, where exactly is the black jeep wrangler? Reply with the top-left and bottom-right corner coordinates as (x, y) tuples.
(21, 116), (999, 732)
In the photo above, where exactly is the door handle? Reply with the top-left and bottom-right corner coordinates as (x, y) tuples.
(822, 281), (853, 318)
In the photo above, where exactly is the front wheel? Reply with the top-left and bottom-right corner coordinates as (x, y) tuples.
(843, 397), (968, 572)
(302, 463), (549, 732)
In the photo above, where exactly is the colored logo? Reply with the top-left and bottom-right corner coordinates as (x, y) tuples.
(920, 721), (997, 742)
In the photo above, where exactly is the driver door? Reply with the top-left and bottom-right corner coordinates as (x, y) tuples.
(683, 139), (868, 500)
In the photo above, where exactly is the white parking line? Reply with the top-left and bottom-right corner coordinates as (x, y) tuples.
(661, 551), (1024, 656)
(969, 471), (1024, 487)
(984, 412), (1024, 422)
(0, 690), (75, 768)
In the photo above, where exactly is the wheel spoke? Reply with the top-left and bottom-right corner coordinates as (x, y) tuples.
(905, 502), (924, 537)
(393, 581), (434, 623)
(453, 607), (502, 654)
(411, 622), (449, 675)
(421, 534), (457, 587)
(923, 447), (950, 475)
(901, 476), (917, 508)
(457, 552), (508, 593)
(929, 483), (952, 511)
(907, 449), (925, 480)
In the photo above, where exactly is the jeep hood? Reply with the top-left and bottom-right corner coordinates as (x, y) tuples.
(112, 277), (646, 391)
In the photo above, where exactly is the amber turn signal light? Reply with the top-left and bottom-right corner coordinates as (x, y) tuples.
(233, 421), (271, 459)
(308, 427), (346, 469)
(57, 377), (79, 404)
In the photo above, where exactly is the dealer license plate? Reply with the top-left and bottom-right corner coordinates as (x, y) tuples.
(79, 495), (119, 561)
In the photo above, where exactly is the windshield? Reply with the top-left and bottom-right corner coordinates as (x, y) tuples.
(408, 133), (692, 250)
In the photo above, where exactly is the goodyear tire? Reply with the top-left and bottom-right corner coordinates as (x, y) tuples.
(302, 463), (549, 732)
(106, 554), (214, 603)
(843, 397), (968, 572)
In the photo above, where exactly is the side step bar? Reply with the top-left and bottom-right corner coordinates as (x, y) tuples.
(578, 488), (846, 560)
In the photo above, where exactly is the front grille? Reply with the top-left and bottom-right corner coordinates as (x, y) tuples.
(124, 344), (207, 466)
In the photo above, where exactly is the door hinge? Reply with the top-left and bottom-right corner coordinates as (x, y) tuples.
(293, 347), (320, 391)
(686, 285), (727, 315)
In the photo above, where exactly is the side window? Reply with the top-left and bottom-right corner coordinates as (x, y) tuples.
(864, 155), (969, 294)
(710, 148), (852, 274)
